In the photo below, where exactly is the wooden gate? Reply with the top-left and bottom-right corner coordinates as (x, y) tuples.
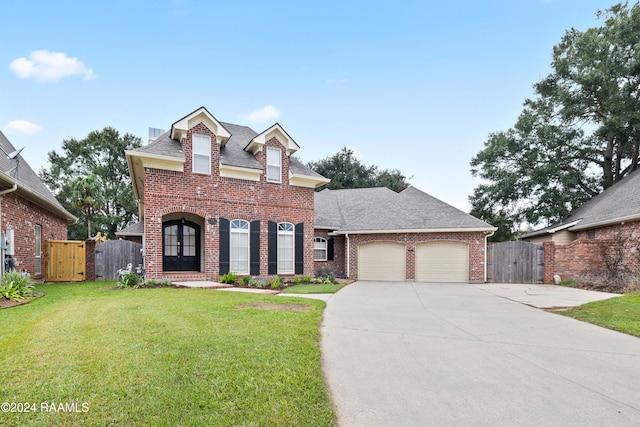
(44, 240), (86, 282)
(95, 240), (143, 281)
(486, 241), (544, 283)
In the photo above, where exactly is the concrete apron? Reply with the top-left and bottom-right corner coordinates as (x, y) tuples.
(474, 282), (621, 309)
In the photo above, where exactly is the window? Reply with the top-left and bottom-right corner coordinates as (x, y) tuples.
(266, 147), (281, 182)
(230, 219), (250, 275)
(192, 134), (211, 174)
(35, 225), (42, 275)
(277, 222), (294, 274)
(314, 237), (327, 261)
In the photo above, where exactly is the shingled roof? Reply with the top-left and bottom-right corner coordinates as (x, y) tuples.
(0, 130), (76, 222)
(315, 186), (494, 233)
(523, 166), (640, 238)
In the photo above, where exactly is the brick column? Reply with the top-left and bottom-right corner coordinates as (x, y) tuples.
(85, 239), (96, 282)
(543, 241), (555, 284)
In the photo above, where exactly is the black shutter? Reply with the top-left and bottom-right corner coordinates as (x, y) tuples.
(295, 223), (304, 274)
(219, 217), (230, 275)
(268, 221), (277, 275)
(327, 237), (334, 261)
(250, 220), (261, 276)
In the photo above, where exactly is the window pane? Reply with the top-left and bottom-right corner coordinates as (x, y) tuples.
(193, 134), (211, 174)
(314, 238), (327, 261)
(183, 226), (196, 257)
(266, 147), (281, 182)
(230, 232), (249, 274)
(164, 225), (178, 256)
(278, 233), (294, 274)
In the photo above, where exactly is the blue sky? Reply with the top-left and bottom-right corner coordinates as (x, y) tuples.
(0, 0), (622, 211)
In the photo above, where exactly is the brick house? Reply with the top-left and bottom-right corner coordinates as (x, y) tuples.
(125, 106), (495, 283)
(522, 167), (640, 283)
(0, 130), (76, 278)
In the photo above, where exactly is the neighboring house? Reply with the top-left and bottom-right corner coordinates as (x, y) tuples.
(314, 186), (495, 282)
(0, 130), (76, 278)
(124, 106), (495, 283)
(522, 167), (640, 281)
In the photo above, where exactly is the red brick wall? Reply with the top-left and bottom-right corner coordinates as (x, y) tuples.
(1, 191), (68, 277)
(346, 232), (487, 283)
(313, 230), (346, 277)
(143, 122), (315, 280)
(544, 221), (640, 283)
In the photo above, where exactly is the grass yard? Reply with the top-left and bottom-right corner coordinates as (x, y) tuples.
(283, 283), (345, 294)
(557, 291), (640, 338)
(0, 282), (335, 426)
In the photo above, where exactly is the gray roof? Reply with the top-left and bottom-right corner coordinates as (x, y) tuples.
(0, 130), (75, 221)
(116, 221), (144, 236)
(128, 120), (322, 178)
(315, 186), (494, 233)
(524, 167), (640, 237)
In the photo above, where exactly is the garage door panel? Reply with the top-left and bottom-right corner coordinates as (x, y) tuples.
(416, 242), (468, 283)
(358, 242), (405, 281)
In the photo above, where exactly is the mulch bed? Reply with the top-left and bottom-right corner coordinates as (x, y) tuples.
(0, 292), (44, 309)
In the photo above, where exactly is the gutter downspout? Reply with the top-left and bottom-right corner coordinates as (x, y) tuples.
(0, 183), (18, 277)
(484, 230), (495, 283)
(345, 233), (350, 278)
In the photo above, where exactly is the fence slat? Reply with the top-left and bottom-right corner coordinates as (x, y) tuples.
(487, 241), (544, 284)
(95, 240), (143, 281)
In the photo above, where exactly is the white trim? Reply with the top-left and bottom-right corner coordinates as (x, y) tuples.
(266, 147), (282, 183)
(546, 219), (582, 233)
(289, 173), (331, 189)
(245, 123), (300, 155)
(219, 164), (262, 181)
(335, 227), (497, 235)
(570, 214), (640, 231)
(230, 219), (250, 275)
(314, 237), (328, 261)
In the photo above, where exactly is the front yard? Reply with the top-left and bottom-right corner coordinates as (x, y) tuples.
(556, 291), (640, 338)
(0, 282), (335, 426)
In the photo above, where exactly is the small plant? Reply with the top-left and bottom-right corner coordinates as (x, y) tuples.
(270, 276), (283, 290)
(0, 271), (34, 301)
(161, 279), (172, 287)
(118, 272), (142, 289)
(241, 276), (251, 286)
(316, 267), (337, 284)
(220, 272), (238, 284)
(145, 279), (158, 286)
(293, 277), (302, 284)
(558, 279), (577, 287)
(302, 275), (312, 283)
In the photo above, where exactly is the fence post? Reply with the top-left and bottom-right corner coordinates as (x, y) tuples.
(543, 242), (555, 284)
(85, 239), (96, 282)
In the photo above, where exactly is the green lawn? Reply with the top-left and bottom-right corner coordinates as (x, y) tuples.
(283, 283), (345, 294)
(0, 282), (335, 426)
(557, 291), (640, 338)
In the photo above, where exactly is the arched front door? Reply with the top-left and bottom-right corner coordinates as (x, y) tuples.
(163, 220), (201, 271)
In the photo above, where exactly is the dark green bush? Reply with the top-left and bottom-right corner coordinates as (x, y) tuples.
(220, 272), (238, 284)
(118, 272), (142, 289)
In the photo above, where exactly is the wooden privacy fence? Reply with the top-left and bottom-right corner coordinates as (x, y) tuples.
(44, 240), (86, 282)
(486, 241), (544, 284)
(95, 239), (143, 281)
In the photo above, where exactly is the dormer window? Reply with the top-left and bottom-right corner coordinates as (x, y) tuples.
(192, 134), (211, 174)
(266, 147), (281, 183)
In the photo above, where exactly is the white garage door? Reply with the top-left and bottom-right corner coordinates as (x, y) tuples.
(358, 242), (406, 281)
(415, 242), (469, 283)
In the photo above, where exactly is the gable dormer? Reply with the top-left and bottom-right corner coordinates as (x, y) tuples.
(244, 123), (300, 156)
(170, 106), (231, 146)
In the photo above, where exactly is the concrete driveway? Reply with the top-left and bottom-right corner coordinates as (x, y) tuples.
(321, 281), (640, 426)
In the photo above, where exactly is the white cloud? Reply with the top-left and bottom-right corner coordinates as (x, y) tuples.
(2, 120), (42, 135)
(8, 50), (97, 82)
(240, 105), (281, 123)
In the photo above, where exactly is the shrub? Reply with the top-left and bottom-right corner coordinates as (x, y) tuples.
(220, 272), (238, 284)
(270, 276), (283, 290)
(241, 276), (251, 286)
(302, 275), (312, 283)
(118, 272), (142, 289)
(161, 279), (172, 287)
(0, 271), (34, 301)
(145, 279), (158, 286)
(316, 267), (337, 284)
(293, 277), (302, 284)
